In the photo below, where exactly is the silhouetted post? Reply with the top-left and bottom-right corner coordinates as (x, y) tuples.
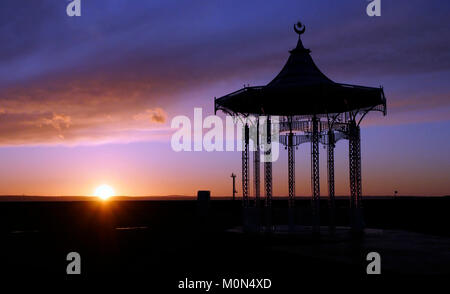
(264, 116), (273, 232)
(254, 117), (260, 207)
(349, 120), (364, 233)
(288, 132), (295, 207)
(242, 124), (250, 208)
(327, 130), (336, 234)
(231, 173), (237, 201)
(242, 124), (250, 231)
(287, 117), (295, 231)
(311, 116), (320, 235)
(264, 116), (273, 207)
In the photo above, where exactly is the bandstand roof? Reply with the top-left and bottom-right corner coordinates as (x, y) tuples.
(215, 23), (386, 116)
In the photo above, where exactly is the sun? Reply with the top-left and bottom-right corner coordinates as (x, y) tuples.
(94, 184), (115, 200)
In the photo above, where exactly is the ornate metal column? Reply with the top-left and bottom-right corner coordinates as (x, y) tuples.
(264, 117), (273, 231)
(348, 120), (363, 232)
(311, 116), (320, 233)
(264, 117), (273, 207)
(288, 128), (295, 208)
(327, 130), (336, 233)
(254, 118), (260, 207)
(242, 124), (250, 208)
(287, 126), (295, 231)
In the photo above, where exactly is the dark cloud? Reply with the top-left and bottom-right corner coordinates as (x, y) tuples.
(0, 0), (449, 145)
(0, 74), (168, 145)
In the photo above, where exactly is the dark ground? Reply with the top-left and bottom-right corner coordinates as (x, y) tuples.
(0, 197), (449, 286)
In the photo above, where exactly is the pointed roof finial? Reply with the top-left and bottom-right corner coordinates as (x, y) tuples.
(294, 21), (306, 35)
(290, 21), (310, 53)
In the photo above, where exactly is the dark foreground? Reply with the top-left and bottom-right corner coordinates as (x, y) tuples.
(0, 197), (449, 286)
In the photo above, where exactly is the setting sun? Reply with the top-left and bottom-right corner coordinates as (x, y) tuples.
(94, 184), (115, 200)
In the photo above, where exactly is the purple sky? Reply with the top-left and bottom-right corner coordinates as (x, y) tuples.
(0, 0), (449, 196)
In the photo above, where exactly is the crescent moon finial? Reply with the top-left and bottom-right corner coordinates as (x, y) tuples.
(294, 21), (306, 35)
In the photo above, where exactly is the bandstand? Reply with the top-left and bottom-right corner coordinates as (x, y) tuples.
(214, 22), (386, 233)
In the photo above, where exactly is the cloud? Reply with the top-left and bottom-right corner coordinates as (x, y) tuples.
(0, 0), (449, 146)
(0, 74), (170, 145)
(134, 108), (167, 124)
(38, 113), (72, 139)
